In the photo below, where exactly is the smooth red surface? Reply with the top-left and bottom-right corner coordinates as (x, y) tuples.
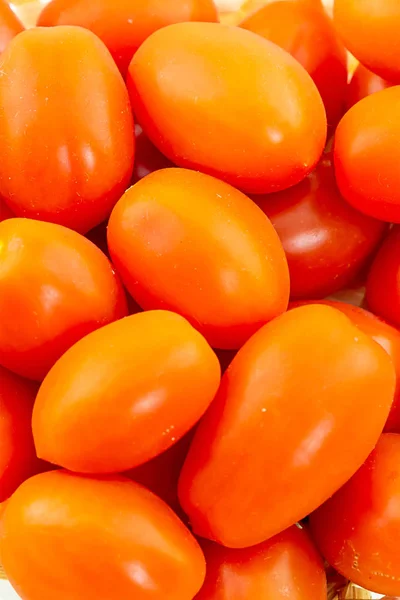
(0, 0), (23, 54)
(347, 63), (394, 109)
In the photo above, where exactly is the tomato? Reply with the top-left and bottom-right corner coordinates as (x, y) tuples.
(334, 0), (400, 82)
(0, 366), (39, 502)
(128, 22), (327, 194)
(37, 0), (218, 76)
(133, 125), (173, 183)
(108, 168), (289, 349)
(310, 434), (400, 597)
(334, 87), (400, 222)
(0, 218), (127, 381)
(33, 310), (220, 473)
(347, 63), (394, 110)
(240, 0), (347, 129)
(178, 304), (395, 548)
(0, 198), (13, 222)
(0, 26), (134, 234)
(0, 0), (23, 54)
(196, 525), (327, 600)
(0, 470), (206, 600)
(256, 156), (385, 299)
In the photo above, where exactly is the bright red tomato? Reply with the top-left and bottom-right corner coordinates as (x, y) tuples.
(347, 63), (394, 110)
(133, 125), (173, 183)
(1, 470), (206, 600)
(0, 0), (23, 54)
(256, 156), (386, 299)
(0, 197), (13, 222)
(128, 22), (327, 194)
(179, 305), (395, 548)
(310, 434), (400, 597)
(196, 525), (327, 600)
(0, 26), (134, 233)
(37, 0), (218, 76)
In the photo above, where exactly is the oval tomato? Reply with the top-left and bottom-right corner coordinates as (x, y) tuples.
(128, 22), (327, 194)
(33, 310), (220, 473)
(310, 434), (400, 597)
(347, 63), (394, 110)
(240, 0), (347, 129)
(0, 26), (134, 234)
(334, 0), (400, 82)
(0, 218), (127, 381)
(37, 0), (218, 76)
(334, 86), (400, 222)
(196, 525), (326, 600)
(179, 304), (395, 548)
(133, 125), (173, 183)
(256, 156), (385, 299)
(1, 470), (206, 600)
(108, 168), (289, 349)
(0, 0), (23, 54)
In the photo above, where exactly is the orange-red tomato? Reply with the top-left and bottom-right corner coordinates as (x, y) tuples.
(0, 26), (134, 234)
(0, 0), (23, 54)
(0, 197), (13, 222)
(334, 0), (400, 82)
(133, 125), (173, 183)
(179, 305), (395, 548)
(37, 0), (218, 76)
(347, 63), (394, 110)
(310, 434), (400, 597)
(33, 310), (221, 473)
(128, 22), (327, 194)
(0, 470), (206, 600)
(108, 168), (290, 349)
(334, 87), (400, 222)
(0, 218), (127, 381)
(196, 525), (327, 600)
(0, 366), (39, 502)
(256, 156), (385, 299)
(240, 0), (347, 129)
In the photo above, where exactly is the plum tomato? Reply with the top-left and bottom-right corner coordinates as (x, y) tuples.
(347, 63), (394, 110)
(128, 22), (327, 194)
(0, 0), (23, 54)
(0, 198), (13, 222)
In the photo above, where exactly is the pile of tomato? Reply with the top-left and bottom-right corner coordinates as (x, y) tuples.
(1, 0), (400, 598)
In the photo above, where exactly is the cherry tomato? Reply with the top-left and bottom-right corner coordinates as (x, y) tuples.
(347, 63), (394, 110)
(133, 125), (173, 183)
(1, 470), (206, 600)
(310, 434), (400, 597)
(0, 0), (23, 54)
(240, 0), (347, 129)
(0, 26), (134, 234)
(334, 0), (400, 82)
(196, 525), (327, 600)
(334, 86), (400, 222)
(128, 22), (327, 194)
(256, 156), (385, 299)
(108, 168), (289, 349)
(37, 0), (218, 76)
(33, 310), (221, 473)
(179, 304), (395, 548)
(0, 218), (127, 381)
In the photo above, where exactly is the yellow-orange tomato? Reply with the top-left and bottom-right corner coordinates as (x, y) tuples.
(1, 471), (206, 600)
(0, 26), (134, 234)
(108, 169), (290, 349)
(0, 218), (127, 381)
(128, 23), (327, 194)
(33, 310), (221, 473)
(37, 0), (218, 76)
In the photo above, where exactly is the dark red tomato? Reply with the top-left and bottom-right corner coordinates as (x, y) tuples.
(196, 525), (327, 600)
(133, 125), (173, 183)
(240, 0), (347, 129)
(347, 63), (394, 109)
(0, 0), (23, 54)
(0, 197), (13, 222)
(256, 156), (386, 299)
(310, 434), (400, 597)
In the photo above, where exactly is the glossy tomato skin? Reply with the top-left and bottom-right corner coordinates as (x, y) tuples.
(133, 125), (173, 183)
(347, 63), (394, 110)
(256, 156), (386, 299)
(334, 87), (400, 222)
(38, 0), (218, 76)
(0, 218), (127, 381)
(310, 434), (400, 596)
(196, 525), (327, 600)
(128, 23), (327, 195)
(33, 310), (221, 473)
(240, 0), (347, 129)
(334, 0), (400, 82)
(1, 470), (206, 600)
(0, 0), (23, 54)
(108, 168), (290, 349)
(0, 26), (134, 234)
(179, 305), (395, 548)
